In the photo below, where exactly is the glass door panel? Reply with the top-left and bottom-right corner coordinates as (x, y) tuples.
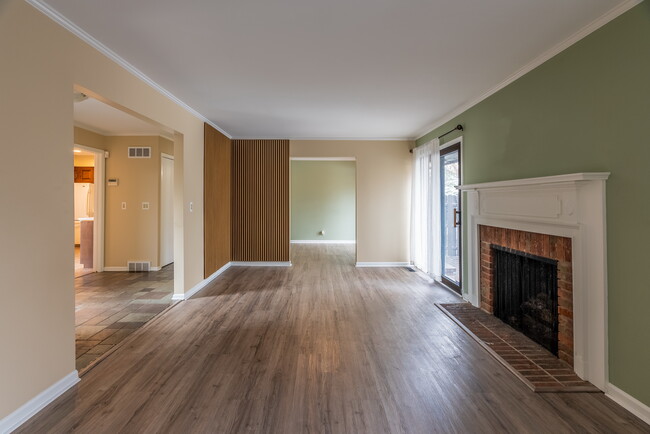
(440, 144), (461, 293)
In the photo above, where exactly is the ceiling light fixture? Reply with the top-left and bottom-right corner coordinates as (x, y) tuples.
(73, 91), (89, 103)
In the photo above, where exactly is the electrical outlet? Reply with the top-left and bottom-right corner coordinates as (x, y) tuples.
(189, 202), (193, 212)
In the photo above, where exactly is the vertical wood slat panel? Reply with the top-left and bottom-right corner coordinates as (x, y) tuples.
(232, 139), (289, 261)
(203, 123), (232, 278)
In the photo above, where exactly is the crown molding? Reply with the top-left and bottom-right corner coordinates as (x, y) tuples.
(236, 137), (414, 141)
(26, 0), (232, 139)
(414, 0), (643, 141)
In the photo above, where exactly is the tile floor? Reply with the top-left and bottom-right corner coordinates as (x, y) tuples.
(438, 302), (599, 392)
(75, 265), (174, 371)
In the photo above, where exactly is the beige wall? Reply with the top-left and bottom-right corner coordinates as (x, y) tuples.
(104, 136), (161, 268)
(74, 126), (107, 151)
(290, 141), (412, 263)
(0, 0), (207, 419)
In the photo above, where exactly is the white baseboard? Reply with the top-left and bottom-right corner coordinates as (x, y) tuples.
(230, 261), (292, 267)
(355, 262), (411, 268)
(606, 383), (650, 425)
(172, 262), (232, 301)
(103, 266), (161, 272)
(291, 240), (356, 244)
(0, 371), (79, 433)
(103, 266), (128, 272)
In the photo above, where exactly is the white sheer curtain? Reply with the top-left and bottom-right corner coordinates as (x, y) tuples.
(410, 138), (442, 280)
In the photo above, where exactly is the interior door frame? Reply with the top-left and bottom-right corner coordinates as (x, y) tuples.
(439, 136), (463, 294)
(74, 144), (106, 272)
(160, 152), (175, 267)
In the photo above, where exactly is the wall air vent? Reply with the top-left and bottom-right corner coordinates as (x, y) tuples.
(127, 261), (151, 272)
(128, 147), (151, 158)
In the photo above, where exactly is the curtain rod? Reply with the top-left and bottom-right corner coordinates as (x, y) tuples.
(438, 124), (463, 139)
(409, 124), (464, 153)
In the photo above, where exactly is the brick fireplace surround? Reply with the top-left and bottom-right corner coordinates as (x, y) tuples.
(479, 225), (573, 365)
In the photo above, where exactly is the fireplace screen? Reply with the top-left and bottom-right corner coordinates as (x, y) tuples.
(492, 245), (559, 355)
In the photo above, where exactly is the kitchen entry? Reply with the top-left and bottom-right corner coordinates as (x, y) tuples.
(73, 146), (104, 277)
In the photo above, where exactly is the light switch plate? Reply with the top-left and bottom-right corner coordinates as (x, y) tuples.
(142, 202), (150, 210)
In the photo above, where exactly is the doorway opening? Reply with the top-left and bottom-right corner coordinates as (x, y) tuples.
(73, 145), (105, 277)
(72, 87), (179, 372)
(289, 158), (357, 264)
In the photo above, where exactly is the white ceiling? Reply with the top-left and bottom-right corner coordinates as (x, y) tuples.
(47, 0), (627, 139)
(74, 98), (169, 137)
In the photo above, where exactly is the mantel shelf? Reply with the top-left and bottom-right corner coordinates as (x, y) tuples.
(458, 172), (610, 191)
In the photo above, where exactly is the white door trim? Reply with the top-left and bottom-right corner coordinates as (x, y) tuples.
(160, 153), (174, 267)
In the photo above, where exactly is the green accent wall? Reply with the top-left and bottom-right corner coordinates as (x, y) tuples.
(417, 3), (650, 405)
(291, 160), (356, 240)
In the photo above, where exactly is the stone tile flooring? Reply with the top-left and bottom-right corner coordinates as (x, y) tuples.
(438, 303), (600, 392)
(75, 265), (174, 372)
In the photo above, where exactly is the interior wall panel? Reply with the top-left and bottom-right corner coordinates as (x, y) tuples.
(232, 139), (289, 262)
(204, 123), (232, 277)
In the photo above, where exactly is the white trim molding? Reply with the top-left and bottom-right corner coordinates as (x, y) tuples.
(291, 240), (356, 244)
(172, 262), (232, 301)
(103, 266), (162, 272)
(290, 157), (356, 161)
(230, 261), (292, 267)
(459, 172), (610, 390)
(414, 0), (643, 140)
(25, 0), (231, 139)
(606, 384), (650, 426)
(355, 262), (411, 268)
(0, 371), (79, 433)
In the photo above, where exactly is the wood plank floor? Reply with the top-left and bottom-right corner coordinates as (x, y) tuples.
(19, 245), (649, 433)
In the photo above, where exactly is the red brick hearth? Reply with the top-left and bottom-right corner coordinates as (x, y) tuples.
(479, 225), (574, 366)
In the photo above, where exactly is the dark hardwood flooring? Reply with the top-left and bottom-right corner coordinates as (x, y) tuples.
(19, 245), (649, 433)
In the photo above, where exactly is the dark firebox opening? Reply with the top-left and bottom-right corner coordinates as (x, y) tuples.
(492, 245), (559, 356)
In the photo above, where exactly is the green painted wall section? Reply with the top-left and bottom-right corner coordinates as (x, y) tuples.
(417, 3), (650, 405)
(291, 161), (356, 240)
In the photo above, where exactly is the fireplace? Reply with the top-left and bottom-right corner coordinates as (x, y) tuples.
(492, 245), (558, 356)
(480, 225), (572, 364)
(459, 173), (609, 389)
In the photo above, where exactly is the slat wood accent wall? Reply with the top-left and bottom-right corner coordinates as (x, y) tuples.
(204, 123), (232, 277)
(232, 139), (290, 262)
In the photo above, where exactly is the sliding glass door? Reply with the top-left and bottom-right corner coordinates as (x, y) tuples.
(440, 143), (461, 293)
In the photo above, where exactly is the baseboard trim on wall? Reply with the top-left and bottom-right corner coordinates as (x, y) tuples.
(102, 266), (162, 272)
(171, 262), (232, 301)
(230, 261), (292, 267)
(355, 262), (411, 268)
(291, 240), (356, 244)
(0, 370), (79, 433)
(606, 383), (650, 425)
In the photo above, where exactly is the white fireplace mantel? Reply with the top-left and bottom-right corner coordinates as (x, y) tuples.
(458, 172), (610, 390)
